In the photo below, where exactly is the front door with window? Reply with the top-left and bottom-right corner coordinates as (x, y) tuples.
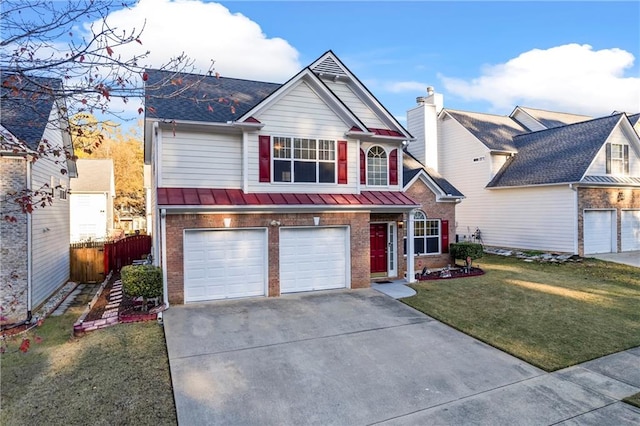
(370, 223), (387, 274)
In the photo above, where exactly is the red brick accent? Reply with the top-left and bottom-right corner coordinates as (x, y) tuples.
(164, 212), (370, 304)
(577, 187), (640, 256)
(404, 179), (457, 272)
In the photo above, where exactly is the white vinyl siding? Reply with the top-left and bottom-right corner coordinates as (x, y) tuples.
(587, 126), (637, 176)
(322, 80), (387, 129)
(511, 110), (547, 132)
(30, 119), (71, 308)
(248, 81), (358, 193)
(69, 193), (108, 242)
(160, 130), (242, 188)
(183, 229), (267, 302)
(621, 210), (640, 251)
(406, 106), (427, 169)
(279, 227), (349, 293)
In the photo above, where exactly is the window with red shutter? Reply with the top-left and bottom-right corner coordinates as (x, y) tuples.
(360, 148), (366, 184)
(389, 148), (398, 185)
(338, 140), (347, 184)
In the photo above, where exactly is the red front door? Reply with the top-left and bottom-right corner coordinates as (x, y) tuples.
(370, 224), (387, 274)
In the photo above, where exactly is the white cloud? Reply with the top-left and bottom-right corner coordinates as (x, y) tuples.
(384, 81), (429, 93)
(440, 44), (640, 116)
(94, 0), (300, 82)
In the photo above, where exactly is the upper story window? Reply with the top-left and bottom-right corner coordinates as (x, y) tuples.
(606, 143), (629, 176)
(367, 145), (388, 186)
(273, 136), (336, 183)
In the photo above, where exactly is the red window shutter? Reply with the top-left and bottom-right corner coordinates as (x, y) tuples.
(441, 219), (449, 253)
(258, 135), (270, 182)
(389, 148), (398, 185)
(360, 148), (366, 184)
(338, 140), (348, 184)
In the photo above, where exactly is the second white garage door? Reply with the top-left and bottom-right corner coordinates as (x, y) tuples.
(584, 210), (614, 255)
(280, 227), (349, 293)
(184, 229), (267, 302)
(622, 210), (640, 251)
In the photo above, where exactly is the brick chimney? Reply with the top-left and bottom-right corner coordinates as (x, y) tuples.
(406, 87), (443, 171)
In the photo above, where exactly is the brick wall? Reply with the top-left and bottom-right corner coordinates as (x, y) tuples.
(577, 187), (640, 256)
(0, 157), (29, 324)
(164, 211), (370, 304)
(404, 179), (457, 271)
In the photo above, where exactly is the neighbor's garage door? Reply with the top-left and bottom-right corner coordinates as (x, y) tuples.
(584, 210), (614, 254)
(184, 229), (267, 302)
(622, 210), (640, 251)
(280, 227), (349, 293)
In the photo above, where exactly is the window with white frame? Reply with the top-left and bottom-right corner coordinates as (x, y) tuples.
(610, 143), (625, 175)
(405, 210), (440, 255)
(273, 136), (336, 183)
(367, 145), (387, 186)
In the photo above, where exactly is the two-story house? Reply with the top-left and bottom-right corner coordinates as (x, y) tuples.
(144, 51), (463, 305)
(1, 73), (77, 325)
(407, 89), (640, 256)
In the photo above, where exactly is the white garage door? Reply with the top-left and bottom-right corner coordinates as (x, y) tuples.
(280, 227), (349, 293)
(184, 229), (267, 302)
(584, 210), (614, 255)
(622, 210), (640, 251)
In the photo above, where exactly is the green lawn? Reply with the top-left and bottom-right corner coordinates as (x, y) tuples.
(402, 253), (640, 372)
(0, 292), (176, 426)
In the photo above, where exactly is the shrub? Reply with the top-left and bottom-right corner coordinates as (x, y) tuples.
(121, 265), (162, 311)
(450, 242), (484, 266)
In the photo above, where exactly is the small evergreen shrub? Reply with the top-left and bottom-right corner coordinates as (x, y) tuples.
(450, 242), (484, 266)
(121, 264), (162, 311)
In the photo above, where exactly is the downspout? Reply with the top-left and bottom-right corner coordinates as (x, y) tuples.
(26, 159), (33, 322)
(569, 183), (579, 255)
(160, 208), (169, 311)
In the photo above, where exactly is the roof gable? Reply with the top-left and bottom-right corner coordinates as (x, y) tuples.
(488, 114), (623, 187)
(1, 72), (61, 150)
(511, 106), (591, 130)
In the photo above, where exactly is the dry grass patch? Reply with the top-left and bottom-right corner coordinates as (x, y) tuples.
(402, 254), (640, 371)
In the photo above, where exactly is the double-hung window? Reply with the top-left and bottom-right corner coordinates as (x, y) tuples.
(273, 137), (336, 183)
(411, 210), (441, 255)
(367, 146), (388, 186)
(610, 143), (624, 175)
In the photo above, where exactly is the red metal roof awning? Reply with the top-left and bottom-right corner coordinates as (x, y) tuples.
(157, 188), (418, 209)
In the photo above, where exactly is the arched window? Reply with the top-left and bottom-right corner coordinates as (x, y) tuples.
(367, 146), (387, 186)
(411, 210), (441, 255)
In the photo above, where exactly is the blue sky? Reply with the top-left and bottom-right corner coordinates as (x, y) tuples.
(14, 0), (639, 128)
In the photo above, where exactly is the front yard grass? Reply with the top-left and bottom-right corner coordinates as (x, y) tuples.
(0, 290), (176, 426)
(402, 253), (640, 372)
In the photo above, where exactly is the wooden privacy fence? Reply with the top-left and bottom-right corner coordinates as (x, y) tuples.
(70, 241), (106, 283)
(104, 235), (152, 273)
(70, 235), (152, 283)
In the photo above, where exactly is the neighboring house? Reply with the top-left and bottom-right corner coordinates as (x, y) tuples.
(69, 159), (115, 242)
(144, 51), (462, 305)
(0, 73), (77, 325)
(407, 90), (640, 256)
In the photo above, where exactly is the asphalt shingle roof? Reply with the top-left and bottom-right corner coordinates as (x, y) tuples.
(402, 151), (463, 197)
(144, 69), (281, 123)
(70, 159), (114, 192)
(445, 110), (527, 152)
(487, 114), (623, 187)
(1, 72), (61, 150)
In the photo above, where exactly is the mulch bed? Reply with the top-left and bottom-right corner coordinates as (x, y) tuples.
(417, 266), (484, 281)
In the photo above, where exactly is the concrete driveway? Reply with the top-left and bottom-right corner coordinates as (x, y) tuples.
(164, 289), (640, 425)
(591, 250), (640, 268)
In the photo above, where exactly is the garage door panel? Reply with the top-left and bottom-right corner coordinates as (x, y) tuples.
(584, 211), (614, 255)
(622, 210), (640, 251)
(280, 227), (348, 293)
(184, 229), (266, 302)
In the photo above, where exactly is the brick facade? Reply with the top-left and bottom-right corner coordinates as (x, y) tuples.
(577, 187), (640, 256)
(0, 157), (29, 324)
(404, 179), (457, 273)
(164, 212), (370, 304)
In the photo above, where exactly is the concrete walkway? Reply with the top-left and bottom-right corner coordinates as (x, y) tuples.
(591, 250), (640, 268)
(164, 289), (640, 425)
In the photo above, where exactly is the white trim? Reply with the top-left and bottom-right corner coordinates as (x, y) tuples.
(242, 131), (249, 193)
(27, 160), (32, 314)
(387, 222), (397, 278)
(160, 209), (169, 309)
